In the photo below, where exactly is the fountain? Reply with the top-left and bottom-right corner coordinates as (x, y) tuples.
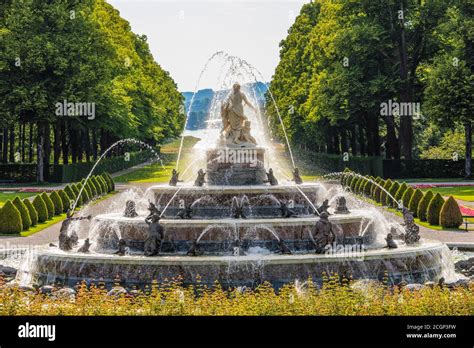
(13, 53), (458, 289)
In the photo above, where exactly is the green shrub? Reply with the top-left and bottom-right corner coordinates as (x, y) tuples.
(387, 181), (400, 207)
(408, 189), (423, 217)
(427, 193), (445, 226)
(380, 179), (393, 206)
(0, 200), (23, 234)
(12, 197), (31, 231)
(64, 184), (76, 201)
(72, 184), (82, 206)
(371, 177), (382, 197)
(102, 172), (115, 192)
(91, 176), (103, 195)
(81, 179), (93, 199)
(97, 176), (108, 194)
(49, 191), (63, 216)
(58, 190), (71, 212)
(356, 178), (366, 194)
(350, 177), (360, 193)
(32, 195), (48, 223)
(23, 198), (38, 226)
(41, 192), (54, 219)
(440, 196), (463, 228)
(374, 179), (385, 203)
(401, 187), (414, 209)
(363, 180), (372, 196)
(394, 182), (408, 204)
(87, 178), (98, 198)
(417, 191), (434, 222)
(76, 183), (90, 204)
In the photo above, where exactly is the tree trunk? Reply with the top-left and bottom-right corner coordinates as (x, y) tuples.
(333, 129), (340, 155)
(340, 128), (349, 154)
(70, 123), (78, 164)
(61, 120), (69, 165)
(383, 115), (400, 159)
(92, 128), (98, 161)
(36, 122), (45, 182)
(398, 3), (413, 159)
(43, 123), (51, 181)
(9, 125), (14, 162)
(358, 124), (366, 156)
(350, 126), (357, 156)
(465, 122), (472, 179)
(53, 124), (61, 165)
(21, 122), (26, 162)
(84, 127), (91, 162)
(29, 123), (33, 163)
(0, 128), (3, 163)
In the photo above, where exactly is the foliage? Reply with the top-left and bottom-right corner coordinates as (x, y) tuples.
(427, 193), (445, 226)
(12, 197), (31, 231)
(0, 277), (472, 316)
(23, 198), (38, 226)
(439, 196), (463, 228)
(408, 189), (424, 217)
(32, 195), (48, 223)
(49, 191), (63, 216)
(58, 190), (71, 213)
(387, 181), (400, 207)
(40, 192), (54, 219)
(380, 179), (393, 206)
(394, 183), (408, 205)
(401, 187), (415, 209)
(0, 200), (22, 234)
(417, 190), (434, 222)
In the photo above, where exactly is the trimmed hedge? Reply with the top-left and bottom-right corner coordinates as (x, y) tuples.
(76, 183), (90, 204)
(440, 196), (463, 228)
(32, 195), (48, 223)
(374, 179), (385, 203)
(387, 181), (400, 207)
(408, 189), (423, 217)
(49, 191), (63, 216)
(81, 179), (93, 200)
(380, 179), (393, 206)
(91, 176), (103, 195)
(417, 190), (434, 222)
(0, 200), (23, 234)
(394, 182), (408, 204)
(87, 178), (98, 197)
(58, 190), (71, 212)
(401, 186), (414, 209)
(427, 193), (445, 226)
(41, 192), (55, 219)
(363, 179), (373, 196)
(23, 198), (38, 226)
(97, 176), (108, 194)
(12, 197), (31, 231)
(102, 172), (115, 192)
(71, 184), (82, 206)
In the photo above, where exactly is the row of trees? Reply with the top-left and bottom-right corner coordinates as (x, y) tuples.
(0, 0), (184, 181)
(266, 0), (472, 177)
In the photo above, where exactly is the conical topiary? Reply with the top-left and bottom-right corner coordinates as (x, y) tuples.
(91, 176), (103, 195)
(76, 183), (90, 204)
(363, 180), (373, 196)
(408, 189), (424, 217)
(49, 191), (63, 216)
(23, 198), (38, 226)
(380, 179), (393, 206)
(387, 181), (400, 207)
(12, 197), (31, 231)
(102, 172), (114, 192)
(371, 177), (382, 197)
(97, 176), (108, 194)
(394, 182), (408, 205)
(58, 189), (71, 212)
(32, 195), (48, 223)
(71, 184), (82, 206)
(87, 178), (98, 198)
(0, 200), (23, 234)
(440, 196), (463, 228)
(417, 190), (434, 222)
(41, 192), (54, 219)
(374, 180), (386, 203)
(401, 186), (414, 209)
(81, 179), (93, 199)
(427, 193), (445, 226)
(64, 184), (76, 201)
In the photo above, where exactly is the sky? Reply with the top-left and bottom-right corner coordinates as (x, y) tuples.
(108, 0), (307, 92)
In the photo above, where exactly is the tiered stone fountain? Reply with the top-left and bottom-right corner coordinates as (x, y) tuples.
(24, 82), (450, 288)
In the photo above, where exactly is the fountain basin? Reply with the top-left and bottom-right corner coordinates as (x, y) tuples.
(92, 210), (375, 250)
(28, 240), (447, 288)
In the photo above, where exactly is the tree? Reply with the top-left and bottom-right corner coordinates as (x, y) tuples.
(440, 196), (463, 228)
(427, 193), (445, 226)
(421, 4), (473, 178)
(417, 190), (434, 222)
(12, 196), (31, 231)
(0, 200), (22, 234)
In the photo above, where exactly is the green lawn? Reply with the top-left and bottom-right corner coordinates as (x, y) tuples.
(418, 186), (474, 202)
(0, 192), (36, 207)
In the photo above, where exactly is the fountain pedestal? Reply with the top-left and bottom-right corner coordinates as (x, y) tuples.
(206, 146), (266, 185)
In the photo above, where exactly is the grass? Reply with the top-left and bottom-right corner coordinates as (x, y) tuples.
(399, 178), (471, 183)
(0, 192), (36, 207)
(0, 277), (472, 315)
(114, 136), (201, 184)
(418, 186), (474, 202)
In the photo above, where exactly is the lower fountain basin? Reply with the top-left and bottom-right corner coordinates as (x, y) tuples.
(27, 240), (447, 288)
